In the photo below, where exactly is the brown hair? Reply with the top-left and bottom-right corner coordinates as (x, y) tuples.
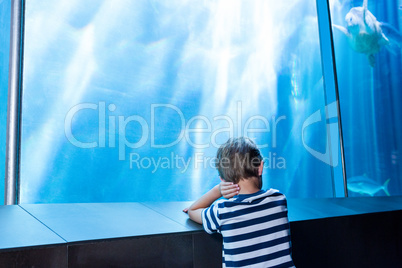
(215, 137), (263, 184)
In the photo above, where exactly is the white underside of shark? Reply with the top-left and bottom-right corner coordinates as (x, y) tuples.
(333, 0), (401, 67)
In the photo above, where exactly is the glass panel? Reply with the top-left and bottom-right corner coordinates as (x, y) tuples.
(20, 0), (337, 203)
(330, 0), (402, 196)
(0, 0), (11, 205)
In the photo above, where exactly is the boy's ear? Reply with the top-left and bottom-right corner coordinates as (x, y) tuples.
(258, 161), (264, 176)
(220, 177), (225, 182)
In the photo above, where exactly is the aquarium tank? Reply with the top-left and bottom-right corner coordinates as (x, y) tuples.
(330, 0), (402, 197)
(0, 0), (401, 204)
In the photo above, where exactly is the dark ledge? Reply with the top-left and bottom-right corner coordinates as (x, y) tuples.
(1, 196), (401, 250)
(1, 197), (402, 267)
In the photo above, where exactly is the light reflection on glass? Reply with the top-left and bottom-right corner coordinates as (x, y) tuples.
(20, 0), (334, 203)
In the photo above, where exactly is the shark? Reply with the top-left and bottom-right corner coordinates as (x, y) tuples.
(347, 174), (390, 196)
(333, 0), (401, 67)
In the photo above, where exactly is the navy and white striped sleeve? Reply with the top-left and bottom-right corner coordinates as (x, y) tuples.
(201, 202), (221, 234)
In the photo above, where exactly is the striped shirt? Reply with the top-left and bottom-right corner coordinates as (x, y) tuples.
(202, 189), (295, 268)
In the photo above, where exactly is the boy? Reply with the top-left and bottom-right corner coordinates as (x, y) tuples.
(186, 137), (295, 268)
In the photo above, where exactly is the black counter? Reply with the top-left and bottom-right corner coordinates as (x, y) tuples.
(1, 197), (402, 267)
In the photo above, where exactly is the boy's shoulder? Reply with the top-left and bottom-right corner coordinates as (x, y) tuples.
(216, 188), (286, 208)
(238, 188), (286, 202)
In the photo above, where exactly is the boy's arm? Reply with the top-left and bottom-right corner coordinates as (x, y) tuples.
(183, 182), (239, 218)
(188, 184), (222, 224)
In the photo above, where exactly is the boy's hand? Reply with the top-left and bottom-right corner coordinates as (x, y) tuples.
(184, 183), (239, 221)
(220, 182), (239, 199)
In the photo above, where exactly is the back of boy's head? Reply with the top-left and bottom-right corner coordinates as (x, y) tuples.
(216, 137), (263, 184)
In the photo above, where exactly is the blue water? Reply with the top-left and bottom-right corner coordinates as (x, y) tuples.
(330, 0), (402, 196)
(17, 0), (337, 203)
(0, 0), (394, 204)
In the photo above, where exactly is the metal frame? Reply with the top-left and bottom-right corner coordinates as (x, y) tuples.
(316, 0), (348, 197)
(5, 0), (24, 205)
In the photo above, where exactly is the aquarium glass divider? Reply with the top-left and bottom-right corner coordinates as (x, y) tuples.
(5, 0), (24, 205)
(315, 0), (348, 197)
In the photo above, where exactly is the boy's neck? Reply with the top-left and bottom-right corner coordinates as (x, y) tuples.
(237, 177), (261, 195)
